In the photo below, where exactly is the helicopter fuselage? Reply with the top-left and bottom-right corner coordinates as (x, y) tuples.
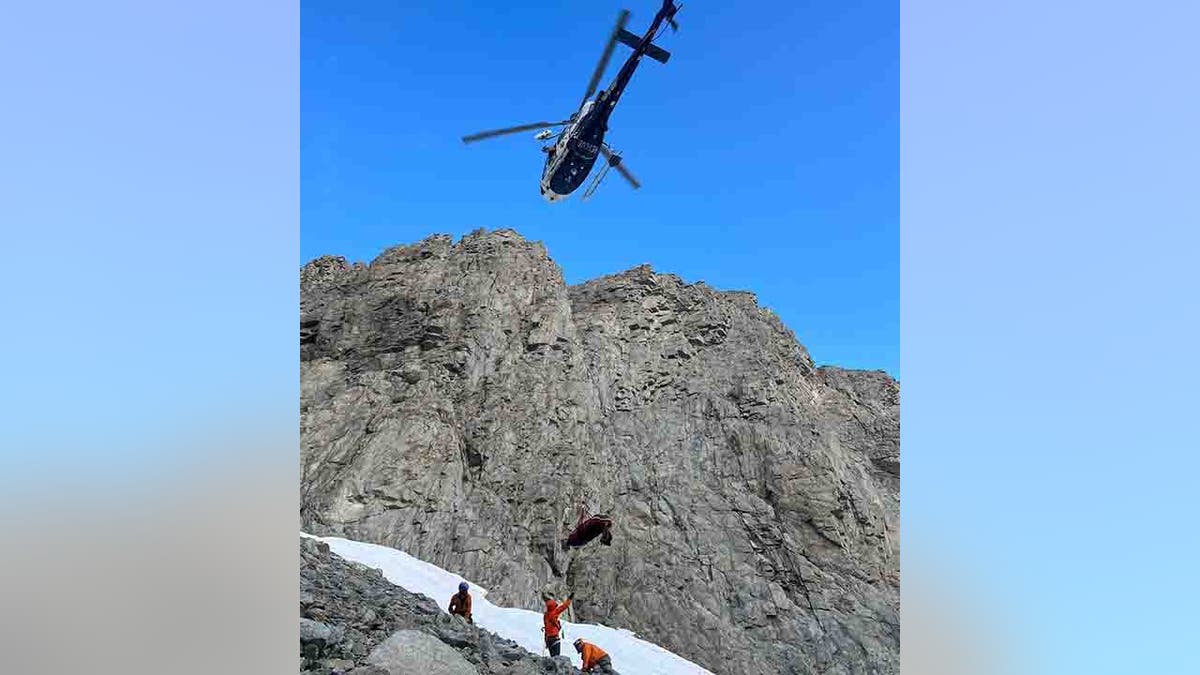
(539, 99), (612, 202)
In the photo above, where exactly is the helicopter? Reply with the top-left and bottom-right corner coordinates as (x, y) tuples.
(461, 0), (682, 202)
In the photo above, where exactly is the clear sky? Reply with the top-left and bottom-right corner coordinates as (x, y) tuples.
(302, 0), (897, 376)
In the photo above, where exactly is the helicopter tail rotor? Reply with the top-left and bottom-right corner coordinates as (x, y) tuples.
(662, 0), (681, 31)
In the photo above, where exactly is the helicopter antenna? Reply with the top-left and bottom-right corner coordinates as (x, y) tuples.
(580, 9), (631, 108)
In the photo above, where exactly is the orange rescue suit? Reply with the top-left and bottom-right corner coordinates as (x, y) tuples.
(580, 641), (610, 670)
(448, 591), (472, 622)
(543, 597), (572, 638)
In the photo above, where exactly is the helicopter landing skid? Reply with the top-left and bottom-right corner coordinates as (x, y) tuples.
(582, 147), (620, 201)
(581, 163), (611, 201)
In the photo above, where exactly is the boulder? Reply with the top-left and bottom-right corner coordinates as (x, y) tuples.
(365, 629), (479, 675)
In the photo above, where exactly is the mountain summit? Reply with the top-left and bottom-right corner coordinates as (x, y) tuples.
(301, 229), (899, 674)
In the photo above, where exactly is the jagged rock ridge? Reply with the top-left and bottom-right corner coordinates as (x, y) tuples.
(301, 229), (899, 674)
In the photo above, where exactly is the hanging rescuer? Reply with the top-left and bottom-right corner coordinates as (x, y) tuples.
(562, 502), (615, 550)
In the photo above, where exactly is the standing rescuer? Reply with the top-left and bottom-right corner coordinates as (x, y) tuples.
(448, 581), (473, 623)
(574, 638), (614, 673)
(542, 590), (574, 656)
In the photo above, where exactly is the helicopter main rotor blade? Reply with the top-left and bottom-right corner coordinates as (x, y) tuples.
(580, 9), (630, 108)
(462, 120), (570, 144)
(600, 145), (641, 189)
(611, 159), (641, 189)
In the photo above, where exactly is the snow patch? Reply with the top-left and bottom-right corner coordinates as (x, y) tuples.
(301, 532), (713, 674)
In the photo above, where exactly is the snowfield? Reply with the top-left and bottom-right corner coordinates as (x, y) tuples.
(301, 532), (713, 674)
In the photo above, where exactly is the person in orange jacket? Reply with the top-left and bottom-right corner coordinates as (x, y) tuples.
(448, 581), (473, 623)
(573, 638), (614, 673)
(541, 590), (574, 656)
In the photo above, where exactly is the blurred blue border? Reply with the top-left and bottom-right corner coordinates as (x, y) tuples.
(3, 0), (1199, 671)
(0, 0), (298, 480)
(903, 0), (1199, 672)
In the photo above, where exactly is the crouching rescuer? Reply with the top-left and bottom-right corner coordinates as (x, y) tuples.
(574, 638), (614, 673)
(448, 581), (473, 623)
(542, 590), (574, 656)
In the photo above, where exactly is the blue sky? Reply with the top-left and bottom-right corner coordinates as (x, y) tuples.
(302, 0), (898, 377)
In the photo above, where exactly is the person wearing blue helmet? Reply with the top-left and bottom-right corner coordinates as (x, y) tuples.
(448, 581), (473, 623)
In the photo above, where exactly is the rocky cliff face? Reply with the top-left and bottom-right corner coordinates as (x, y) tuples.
(300, 229), (899, 675)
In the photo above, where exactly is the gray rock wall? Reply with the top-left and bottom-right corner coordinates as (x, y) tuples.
(301, 229), (899, 674)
